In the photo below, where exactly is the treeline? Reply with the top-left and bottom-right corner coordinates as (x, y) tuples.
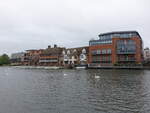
(0, 54), (10, 66)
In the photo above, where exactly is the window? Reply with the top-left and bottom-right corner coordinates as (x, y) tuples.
(108, 56), (112, 61)
(107, 49), (112, 54)
(117, 40), (136, 54)
(97, 50), (101, 54)
(67, 50), (70, 54)
(82, 49), (86, 54)
(90, 35), (112, 46)
(101, 56), (106, 61)
(92, 50), (97, 55)
(92, 56), (97, 62)
(102, 49), (107, 54)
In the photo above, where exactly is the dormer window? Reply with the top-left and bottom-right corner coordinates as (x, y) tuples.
(73, 49), (77, 53)
(62, 50), (66, 55)
(82, 49), (86, 54)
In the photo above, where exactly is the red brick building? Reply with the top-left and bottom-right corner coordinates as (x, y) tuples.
(23, 49), (44, 65)
(89, 31), (143, 67)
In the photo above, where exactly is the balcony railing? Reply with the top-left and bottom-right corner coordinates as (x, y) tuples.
(117, 51), (136, 54)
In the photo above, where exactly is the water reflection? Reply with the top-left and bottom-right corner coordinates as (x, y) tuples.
(0, 67), (150, 113)
(87, 69), (150, 113)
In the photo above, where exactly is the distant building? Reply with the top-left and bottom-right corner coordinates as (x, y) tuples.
(23, 49), (44, 65)
(11, 52), (25, 65)
(144, 47), (150, 61)
(39, 45), (65, 66)
(89, 31), (143, 67)
(61, 46), (89, 66)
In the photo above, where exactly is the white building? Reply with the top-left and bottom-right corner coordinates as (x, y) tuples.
(11, 52), (25, 63)
(62, 47), (89, 66)
(144, 48), (150, 61)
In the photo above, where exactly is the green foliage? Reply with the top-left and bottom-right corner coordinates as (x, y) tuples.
(0, 54), (10, 65)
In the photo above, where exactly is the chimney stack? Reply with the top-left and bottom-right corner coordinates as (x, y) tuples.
(48, 45), (51, 48)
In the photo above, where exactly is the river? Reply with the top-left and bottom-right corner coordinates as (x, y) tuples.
(0, 67), (150, 113)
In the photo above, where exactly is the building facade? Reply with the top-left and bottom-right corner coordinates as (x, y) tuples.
(39, 45), (65, 66)
(89, 31), (143, 67)
(144, 48), (150, 61)
(23, 49), (44, 65)
(11, 52), (25, 65)
(61, 47), (89, 67)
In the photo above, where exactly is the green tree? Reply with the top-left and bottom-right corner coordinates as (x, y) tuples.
(0, 54), (10, 65)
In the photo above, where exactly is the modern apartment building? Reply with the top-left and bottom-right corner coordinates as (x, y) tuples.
(89, 31), (143, 67)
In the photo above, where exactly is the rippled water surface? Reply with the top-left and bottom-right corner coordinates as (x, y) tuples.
(0, 67), (150, 113)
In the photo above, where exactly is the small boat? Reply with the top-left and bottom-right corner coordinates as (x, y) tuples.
(44, 66), (60, 69)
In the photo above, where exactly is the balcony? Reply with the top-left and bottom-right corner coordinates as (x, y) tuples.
(92, 52), (112, 55)
(118, 58), (136, 62)
(117, 51), (136, 54)
(39, 59), (58, 63)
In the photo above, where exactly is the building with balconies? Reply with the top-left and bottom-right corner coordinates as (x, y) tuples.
(23, 49), (44, 66)
(89, 31), (143, 67)
(39, 45), (65, 66)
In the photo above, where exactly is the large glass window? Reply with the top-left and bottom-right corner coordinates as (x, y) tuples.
(90, 32), (139, 46)
(102, 49), (107, 54)
(97, 50), (101, 54)
(117, 40), (136, 54)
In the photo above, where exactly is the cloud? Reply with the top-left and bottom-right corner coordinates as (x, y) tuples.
(0, 0), (150, 54)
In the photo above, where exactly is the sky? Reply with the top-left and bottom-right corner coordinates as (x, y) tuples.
(0, 0), (150, 55)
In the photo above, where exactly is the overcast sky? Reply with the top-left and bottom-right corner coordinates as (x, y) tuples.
(0, 0), (150, 55)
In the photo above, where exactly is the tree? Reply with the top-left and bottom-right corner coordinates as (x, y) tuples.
(0, 54), (10, 65)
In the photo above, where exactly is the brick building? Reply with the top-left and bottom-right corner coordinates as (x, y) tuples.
(23, 49), (44, 65)
(89, 31), (143, 67)
(39, 45), (65, 66)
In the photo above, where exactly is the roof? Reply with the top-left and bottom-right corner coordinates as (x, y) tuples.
(67, 46), (89, 51)
(41, 47), (65, 55)
(26, 49), (44, 52)
(64, 46), (89, 56)
(26, 49), (37, 51)
(99, 31), (142, 39)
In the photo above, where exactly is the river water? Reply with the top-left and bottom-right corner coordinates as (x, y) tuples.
(0, 67), (150, 113)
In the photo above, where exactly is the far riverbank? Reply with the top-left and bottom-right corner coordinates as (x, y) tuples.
(8, 65), (150, 70)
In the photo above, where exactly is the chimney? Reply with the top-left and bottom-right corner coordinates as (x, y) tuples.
(48, 45), (51, 48)
(54, 44), (57, 48)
